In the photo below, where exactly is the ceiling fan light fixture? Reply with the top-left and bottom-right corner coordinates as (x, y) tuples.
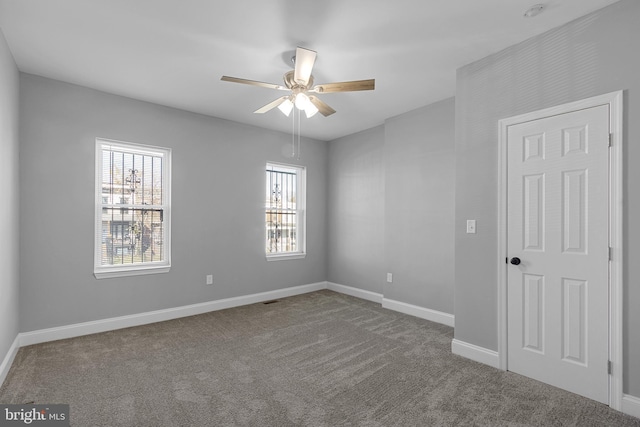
(278, 98), (294, 116)
(294, 93), (311, 110)
(304, 103), (319, 118)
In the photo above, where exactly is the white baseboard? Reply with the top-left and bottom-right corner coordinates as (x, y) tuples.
(11, 280), (455, 351)
(622, 394), (640, 419)
(382, 298), (455, 327)
(0, 335), (20, 387)
(451, 338), (500, 369)
(19, 282), (326, 347)
(325, 282), (455, 328)
(326, 282), (383, 303)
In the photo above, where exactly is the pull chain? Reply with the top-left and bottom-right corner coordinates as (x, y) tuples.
(297, 108), (301, 160)
(291, 105), (296, 158)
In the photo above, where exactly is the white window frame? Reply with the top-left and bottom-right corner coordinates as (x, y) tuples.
(94, 138), (172, 279)
(265, 162), (306, 261)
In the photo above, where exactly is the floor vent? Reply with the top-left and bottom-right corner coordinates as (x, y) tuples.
(263, 300), (279, 305)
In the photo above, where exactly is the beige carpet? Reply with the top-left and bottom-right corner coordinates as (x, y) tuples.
(1, 290), (638, 426)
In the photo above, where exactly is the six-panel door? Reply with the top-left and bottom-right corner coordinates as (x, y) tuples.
(507, 105), (610, 404)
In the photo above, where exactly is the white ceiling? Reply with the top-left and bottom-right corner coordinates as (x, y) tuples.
(0, 0), (620, 141)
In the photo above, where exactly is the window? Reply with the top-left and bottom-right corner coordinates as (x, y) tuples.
(265, 162), (306, 260)
(95, 138), (171, 278)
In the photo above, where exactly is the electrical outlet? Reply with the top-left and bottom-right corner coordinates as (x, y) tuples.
(466, 220), (477, 234)
(386, 273), (393, 283)
(206, 275), (213, 285)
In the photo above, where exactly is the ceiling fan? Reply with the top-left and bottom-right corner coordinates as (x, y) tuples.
(221, 47), (375, 118)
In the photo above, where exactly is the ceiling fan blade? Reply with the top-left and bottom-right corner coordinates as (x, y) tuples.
(254, 96), (290, 114)
(221, 76), (287, 91)
(311, 79), (375, 93)
(308, 96), (336, 117)
(293, 47), (317, 86)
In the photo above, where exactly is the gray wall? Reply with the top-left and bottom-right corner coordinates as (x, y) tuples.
(327, 125), (386, 294)
(384, 99), (455, 312)
(454, 0), (640, 396)
(0, 29), (19, 367)
(328, 98), (455, 314)
(19, 74), (327, 332)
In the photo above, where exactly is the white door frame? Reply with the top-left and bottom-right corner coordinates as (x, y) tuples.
(497, 91), (623, 409)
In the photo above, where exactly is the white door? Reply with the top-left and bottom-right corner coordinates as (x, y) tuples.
(507, 104), (610, 403)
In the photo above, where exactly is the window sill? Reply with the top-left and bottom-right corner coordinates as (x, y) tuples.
(265, 253), (306, 262)
(94, 264), (171, 279)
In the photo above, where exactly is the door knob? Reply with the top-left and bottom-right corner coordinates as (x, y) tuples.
(510, 257), (521, 265)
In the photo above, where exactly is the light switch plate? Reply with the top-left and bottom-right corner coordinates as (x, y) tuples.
(466, 220), (477, 234)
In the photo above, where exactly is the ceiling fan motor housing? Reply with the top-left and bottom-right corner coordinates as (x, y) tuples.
(284, 70), (313, 91)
